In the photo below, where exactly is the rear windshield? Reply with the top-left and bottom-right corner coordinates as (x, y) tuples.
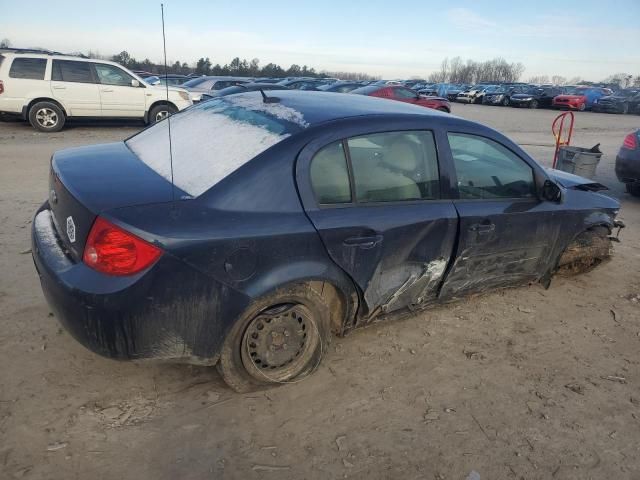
(182, 77), (211, 88)
(350, 85), (380, 95)
(126, 95), (307, 197)
(9, 57), (47, 80)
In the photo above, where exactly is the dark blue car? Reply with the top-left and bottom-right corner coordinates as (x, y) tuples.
(32, 91), (622, 392)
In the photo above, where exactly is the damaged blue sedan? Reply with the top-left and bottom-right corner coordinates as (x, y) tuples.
(32, 91), (623, 392)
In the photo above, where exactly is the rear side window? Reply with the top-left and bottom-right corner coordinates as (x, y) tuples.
(310, 142), (352, 204)
(9, 58), (47, 80)
(51, 60), (95, 84)
(348, 131), (440, 202)
(448, 133), (535, 199)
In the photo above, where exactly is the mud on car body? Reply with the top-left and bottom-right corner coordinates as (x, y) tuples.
(32, 91), (623, 392)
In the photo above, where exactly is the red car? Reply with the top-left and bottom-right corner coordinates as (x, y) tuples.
(552, 87), (612, 111)
(351, 85), (451, 112)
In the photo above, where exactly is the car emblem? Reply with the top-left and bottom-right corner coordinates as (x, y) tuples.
(66, 216), (76, 243)
(49, 189), (58, 205)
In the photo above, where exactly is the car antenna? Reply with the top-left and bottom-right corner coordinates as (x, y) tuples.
(161, 3), (175, 202)
(259, 88), (280, 104)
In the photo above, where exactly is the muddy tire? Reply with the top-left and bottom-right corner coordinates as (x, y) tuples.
(217, 283), (331, 393)
(557, 226), (612, 276)
(28, 101), (66, 132)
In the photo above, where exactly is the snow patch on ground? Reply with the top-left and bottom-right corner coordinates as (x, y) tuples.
(127, 108), (288, 197)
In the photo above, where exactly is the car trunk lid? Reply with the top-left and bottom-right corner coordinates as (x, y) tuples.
(48, 142), (177, 260)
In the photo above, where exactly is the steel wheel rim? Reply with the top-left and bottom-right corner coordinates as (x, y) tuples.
(241, 304), (320, 383)
(155, 110), (169, 122)
(35, 108), (58, 128)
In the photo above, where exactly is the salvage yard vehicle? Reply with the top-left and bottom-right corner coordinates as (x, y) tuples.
(592, 89), (640, 114)
(0, 51), (192, 132)
(483, 84), (529, 106)
(182, 76), (251, 102)
(351, 85), (451, 112)
(510, 86), (562, 109)
(199, 82), (290, 101)
(615, 130), (640, 196)
(552, 86), (611, 111)
(455, 85), (492, 104)
(31, 91), (623, 392)
(318, 81), (364, 93)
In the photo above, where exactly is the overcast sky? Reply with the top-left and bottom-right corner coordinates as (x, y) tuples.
(1, 0), (639, 80)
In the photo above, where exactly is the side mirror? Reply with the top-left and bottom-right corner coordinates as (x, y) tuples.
(541, 179), (562, 202)
(131, 79), (140, 87)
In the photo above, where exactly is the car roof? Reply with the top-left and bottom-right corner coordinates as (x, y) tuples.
(0, 51), (125, 68)
(229, 90), (447, 126)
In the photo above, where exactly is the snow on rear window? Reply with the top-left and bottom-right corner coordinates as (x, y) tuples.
(126, 97), (305, 197)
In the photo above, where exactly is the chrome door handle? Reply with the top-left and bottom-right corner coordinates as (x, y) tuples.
(469, 222), (495, 234)
(101, 88), (114, 93)
(52, 86), (66, 90)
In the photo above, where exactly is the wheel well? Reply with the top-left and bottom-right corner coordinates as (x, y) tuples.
(145, 100), (178, 123)
(25, 98), (68, 119)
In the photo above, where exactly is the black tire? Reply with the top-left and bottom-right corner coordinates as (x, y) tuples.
(621, 103), (629, 114)
(28, 101), (65, 132)
(626, 183), (640, 196)
(436, 106), (450, 113)
(529, 99), (539, 109)
(148, 104), (177, 124)
(502, 97), (510, 106)
(217, 283), (332, 392)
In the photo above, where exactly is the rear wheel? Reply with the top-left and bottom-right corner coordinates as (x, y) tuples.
(217, 283), (331, 392)
(149, 104), (177, 124)
(28, 101), (66, 132)
(626, 182), (640, 196)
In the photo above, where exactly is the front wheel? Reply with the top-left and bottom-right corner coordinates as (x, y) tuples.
(28, 101), (66, 132)
(621, 103), (629, 114)
(149, 104), (177, 124)
(502, 97), (510, 106)
(578, 103), (586, 112)
(217, 283), (331, 392)
(530, 99), (539, 109)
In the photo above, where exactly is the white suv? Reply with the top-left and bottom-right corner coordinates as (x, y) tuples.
(0, 51), (192, 132)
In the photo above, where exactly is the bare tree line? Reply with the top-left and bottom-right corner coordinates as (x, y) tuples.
(427, 57), (526, 84)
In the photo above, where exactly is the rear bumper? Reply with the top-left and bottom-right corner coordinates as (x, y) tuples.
(592, 103), (622, 113)
(615, 152), (640, 183)
(31, 205), (247, 363)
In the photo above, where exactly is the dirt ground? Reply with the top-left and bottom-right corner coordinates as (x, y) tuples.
(1, 105), (639, 480)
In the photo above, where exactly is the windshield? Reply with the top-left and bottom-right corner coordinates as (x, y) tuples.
(182, 77), (209, 88)
(126, 95), (307, 197)
(563, 86), (586, 95)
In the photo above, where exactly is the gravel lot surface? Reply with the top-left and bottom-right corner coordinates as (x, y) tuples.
(1, 105), (639, 480)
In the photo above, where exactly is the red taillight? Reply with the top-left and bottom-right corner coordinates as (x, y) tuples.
(0, 80), (4, 95)
(83, 216), (162, 276)
(623, 132), (638, 150)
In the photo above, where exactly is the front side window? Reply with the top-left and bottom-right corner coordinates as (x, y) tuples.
(94, 63), (134, 86)
(348, 131), (440, 203)
(393, 88), (417, 99)
(310, 142), (351, 204)
(51, 60), (94, 83)
(448, 133), (535, 200)
(9, 58), (47, 80)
